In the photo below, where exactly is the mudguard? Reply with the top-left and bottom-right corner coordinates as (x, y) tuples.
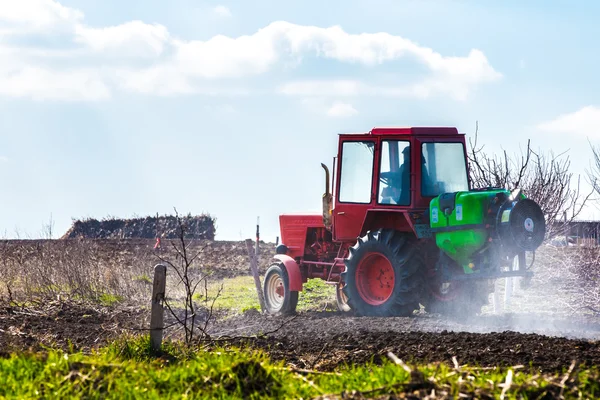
(273, 254), (303, 291)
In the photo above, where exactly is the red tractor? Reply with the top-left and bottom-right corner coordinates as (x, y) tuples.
(263, 127), (546, 317)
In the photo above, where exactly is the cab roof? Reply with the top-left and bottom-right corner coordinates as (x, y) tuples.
(339, 127), (460, 136)
(370, 127), (459, 135)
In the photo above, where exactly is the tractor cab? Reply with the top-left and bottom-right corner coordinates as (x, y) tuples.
(323, 127), (470, 241)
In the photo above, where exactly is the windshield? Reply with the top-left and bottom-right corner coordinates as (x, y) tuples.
(421, 142), (469, 196)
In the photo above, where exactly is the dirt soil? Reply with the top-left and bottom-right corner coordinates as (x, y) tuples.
(207, 310), (600, 373)
(2, 239), (600, 376)
(2, 301), (600, 374)
(0, 301), (147, 355)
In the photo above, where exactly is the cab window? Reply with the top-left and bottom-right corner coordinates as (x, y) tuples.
(338, 141), (375, 203)
(378, 140), (411, 205)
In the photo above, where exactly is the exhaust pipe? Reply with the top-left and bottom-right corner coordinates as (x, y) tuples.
(321, 163), (333, 230)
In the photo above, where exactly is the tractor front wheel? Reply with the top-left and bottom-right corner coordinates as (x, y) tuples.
(341, 229), (425, 317)
(263, 263), (299, 315)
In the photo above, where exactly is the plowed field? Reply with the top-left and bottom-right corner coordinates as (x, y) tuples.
(1, 239), (599, 374)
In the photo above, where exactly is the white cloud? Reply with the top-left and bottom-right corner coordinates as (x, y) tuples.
(171, 31), (279, 79)
(327, 102), (357, 118)
(271, 28), (500, 101)
(280, 80), (426, 98)
(537, 106), (600, 138)
(114, 65), (195, 96)
(0, 0), (83, 31)
(0, 0), (501, 100)
(74, 21), (170, 58)
(0, 65), (110, 101)
(279, 80), (429, 98)
(279, 80), (361, 96)
(0, 156), (8, 163)
(114, 66), (252, 96)
(168, 21), (500, 85)
(277, 77), (481, 101)
(213, 5), (232, 17)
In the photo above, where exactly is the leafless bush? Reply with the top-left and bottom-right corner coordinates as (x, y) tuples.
(40, 213), (55, 239)
(0, 235), (272, 311)
(586, 141), (600, 203)
(468, 122), (593, 238)
(155, 208), (222, 345)
(0, 239), (155, 306)
(528, 245), (600, 314)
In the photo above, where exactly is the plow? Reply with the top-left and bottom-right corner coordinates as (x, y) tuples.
(263, 126), (546, 317)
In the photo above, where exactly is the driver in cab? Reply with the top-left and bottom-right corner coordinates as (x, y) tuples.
(380, 145), (410, 205)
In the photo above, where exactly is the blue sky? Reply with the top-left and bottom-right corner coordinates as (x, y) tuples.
(1, 0), (600, 241)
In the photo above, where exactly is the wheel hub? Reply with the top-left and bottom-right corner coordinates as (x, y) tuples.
(524, 217), (534, 232)
(266, 274), (284, 308)
(275, 284), (284, 297)
(355, 252), (395, 305)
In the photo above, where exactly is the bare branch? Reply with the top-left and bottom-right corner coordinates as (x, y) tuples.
(467, 122), (593, 240)
(157, 207), (223, 345)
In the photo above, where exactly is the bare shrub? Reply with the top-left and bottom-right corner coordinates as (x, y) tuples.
(0, 239), (155, 306)
(40, 213), (55, 239)
(530, 245), (600, 314)
(155, 208), (222, 344)
(586, 141), (600, 203)
(468, 122), (593, 238)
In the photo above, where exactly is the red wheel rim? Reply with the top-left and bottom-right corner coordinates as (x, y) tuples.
(355, 252), (395, 305)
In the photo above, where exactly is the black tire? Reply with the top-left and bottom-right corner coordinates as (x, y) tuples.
(341, 229), (425, 317)
(263, 263), (299, 315)
(423, 279), (492, 319)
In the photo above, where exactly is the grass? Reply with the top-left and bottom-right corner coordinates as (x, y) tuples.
(1, 335), (598, 399)
(98, 293), (124, 306)
(200, 276), (337, 314)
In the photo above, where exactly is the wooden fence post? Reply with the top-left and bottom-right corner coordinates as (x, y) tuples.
(150, 264), (167, 353)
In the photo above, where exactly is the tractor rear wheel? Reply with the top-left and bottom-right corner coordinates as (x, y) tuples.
(263, 263), (299, 315)
(341, 229), (425, 317)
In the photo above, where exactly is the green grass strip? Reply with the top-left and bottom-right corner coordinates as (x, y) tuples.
(0, 335), (598, 399)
